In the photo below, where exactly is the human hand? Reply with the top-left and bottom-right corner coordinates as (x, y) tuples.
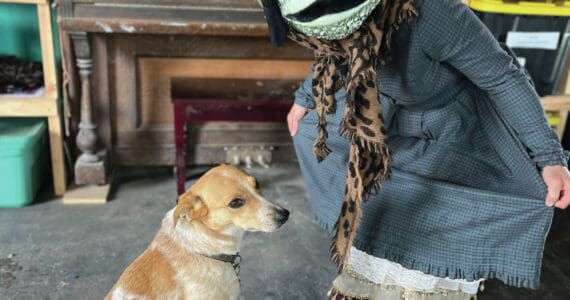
(287, 103), (310, 136)
(543, 165), (570, 209)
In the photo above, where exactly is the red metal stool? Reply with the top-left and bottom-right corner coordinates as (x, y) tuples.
(172, 97), (292, 195)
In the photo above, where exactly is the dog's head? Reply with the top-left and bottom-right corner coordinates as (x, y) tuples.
(173, 164), (289, 234)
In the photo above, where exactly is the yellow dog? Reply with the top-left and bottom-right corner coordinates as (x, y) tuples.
(106, 164), (289, 300)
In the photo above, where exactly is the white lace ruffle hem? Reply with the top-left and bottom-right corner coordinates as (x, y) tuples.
(347, 247), (483, 295)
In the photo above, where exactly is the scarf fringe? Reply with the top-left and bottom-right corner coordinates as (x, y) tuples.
(364, 143), (392, 200)
(327, 287), (370, 300)
(331, 199), (352, 269)
(380, 0), (419, 62)
(314, 139), (332, 162)
(338, 126), (386, 154)
(398, 2), (419, 26)
(314, 113), (332, 162)
(330, 244), (345, 271)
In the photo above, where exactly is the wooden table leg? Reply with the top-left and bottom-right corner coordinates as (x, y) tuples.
(174, 103), (186, 196)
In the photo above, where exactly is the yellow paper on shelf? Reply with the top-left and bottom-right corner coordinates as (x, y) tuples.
(547, 112), (562, 127)
(470, 0), (570, 16)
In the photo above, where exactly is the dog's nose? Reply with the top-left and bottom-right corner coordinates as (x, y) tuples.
(274, 208), (290, 226)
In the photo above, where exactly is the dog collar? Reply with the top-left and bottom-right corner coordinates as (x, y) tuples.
(206, 253), (242, 276)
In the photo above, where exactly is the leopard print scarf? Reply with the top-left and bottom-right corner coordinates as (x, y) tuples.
(288, 0), (418, 269)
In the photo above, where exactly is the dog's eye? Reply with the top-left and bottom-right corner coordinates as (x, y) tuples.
(228, 198), (246, 209)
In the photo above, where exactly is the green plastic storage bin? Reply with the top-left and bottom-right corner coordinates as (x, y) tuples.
(0, 118), (47, 207)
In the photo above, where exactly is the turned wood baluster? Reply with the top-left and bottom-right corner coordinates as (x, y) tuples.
(76, 57), (99, 163)
(70, 32), (107, 185)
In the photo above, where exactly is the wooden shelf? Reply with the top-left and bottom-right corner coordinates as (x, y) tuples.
(0, 0), (66, 196)
(0, 0), (48, 4)
(541, 95), (570, 139)
(541, 95), (570, 111)
(0, 96), (59, 116)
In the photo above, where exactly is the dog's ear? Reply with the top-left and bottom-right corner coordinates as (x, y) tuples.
(247, 176), (260, 190)
(173, 193), (208, 226)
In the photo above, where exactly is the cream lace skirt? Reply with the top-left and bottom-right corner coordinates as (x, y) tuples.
(330, 247), (483, 300)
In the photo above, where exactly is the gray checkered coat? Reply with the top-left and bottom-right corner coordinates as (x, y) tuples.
(292, 0), (568, 289)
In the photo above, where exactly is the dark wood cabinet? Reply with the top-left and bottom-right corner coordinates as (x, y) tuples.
(59, 0), (312, 183)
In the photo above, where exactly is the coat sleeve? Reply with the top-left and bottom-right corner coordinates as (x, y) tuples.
(417, 0), (568, 168)
(294, 70), (317, 109)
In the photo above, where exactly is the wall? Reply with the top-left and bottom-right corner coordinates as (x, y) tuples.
(0, 3), (61, 63)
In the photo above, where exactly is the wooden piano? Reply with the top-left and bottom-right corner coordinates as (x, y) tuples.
(58, 0), (312, 186)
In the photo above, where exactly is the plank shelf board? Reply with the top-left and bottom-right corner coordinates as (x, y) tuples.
(0, 0), (47, 3)
(541, 95), (570, 111)
(0, 97), (59, 116)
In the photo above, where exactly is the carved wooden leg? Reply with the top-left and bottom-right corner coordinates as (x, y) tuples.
(174, 102), (187, 196)
(71, 32), (108, 185)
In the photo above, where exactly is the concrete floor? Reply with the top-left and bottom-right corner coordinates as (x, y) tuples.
(0, 163), (569, 299)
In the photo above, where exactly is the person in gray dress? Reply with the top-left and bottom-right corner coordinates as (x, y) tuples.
(262, 0), (570, 298)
